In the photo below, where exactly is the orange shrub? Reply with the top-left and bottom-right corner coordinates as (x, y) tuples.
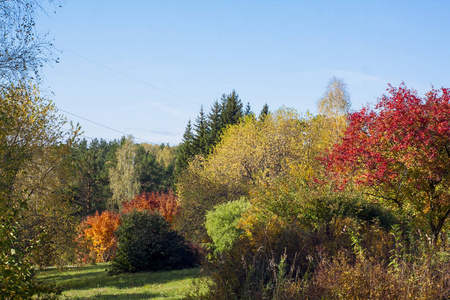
(78, 211), (121, 262)
(122, 191), (179, 223)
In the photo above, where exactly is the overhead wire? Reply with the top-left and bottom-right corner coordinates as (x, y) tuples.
(58, 108), (152, 144)
(54, 44), (200, 106)
(52, 44), (200, 144)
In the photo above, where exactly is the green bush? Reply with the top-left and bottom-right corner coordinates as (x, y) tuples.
(205, 198), (250, 254)
(191, 187), (400, 299)
(108, 210), (197, 275)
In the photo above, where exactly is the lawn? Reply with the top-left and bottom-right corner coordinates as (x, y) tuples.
(37, 263), (203, 299)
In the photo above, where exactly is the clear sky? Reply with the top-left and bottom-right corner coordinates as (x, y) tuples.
(36, 0), (450, 145)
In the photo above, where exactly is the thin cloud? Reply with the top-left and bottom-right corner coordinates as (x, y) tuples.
(148, 102), (182, 117)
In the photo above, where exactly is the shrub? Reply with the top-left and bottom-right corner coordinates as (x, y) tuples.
(108, 210), (197, 274)
(312, 248), (450, 299)
(192, 192), (397, 300)
(205, 198), (250, 254)
(77, 211), (121, 263)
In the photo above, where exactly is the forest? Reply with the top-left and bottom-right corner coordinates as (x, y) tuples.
(2, 1), (450, 299)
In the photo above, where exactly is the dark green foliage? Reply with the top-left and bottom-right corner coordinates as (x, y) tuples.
(302, 192), (398, 231)
(70, 138), (175, 215)
(69, 138), (120, 216)
(108, 211), (197, 275)
(175, 120), (194, 175)
(220, 90), (243, 126)
(220, 88), (243, 116)
(244, 102), (253, 116)
(175, 90), (247, 175)
(192, 106), (210, 157)
(259, 103), (269, 122)
(137, 145), (163, 193)
(207, 100), (223, 148)
(136, 145), (174, 193)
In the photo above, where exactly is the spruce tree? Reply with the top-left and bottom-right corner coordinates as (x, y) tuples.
(221, 90), (243, 126)
(192, 106), (210, 156)
(175, 120), (194, 174)
(259, 103), (269, 122)
(244, 102), (253, 116)
(208, 100), (224, 149)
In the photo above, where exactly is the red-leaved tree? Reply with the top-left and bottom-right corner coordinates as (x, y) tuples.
(326, 84), (450, 242)
(122, 191), (179, 223)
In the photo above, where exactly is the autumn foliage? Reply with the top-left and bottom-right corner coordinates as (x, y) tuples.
(78, 211), (121, 263)
(326, 84), (450, 241)
(122, 191), (179, 223)
(78, 191), (179, 263)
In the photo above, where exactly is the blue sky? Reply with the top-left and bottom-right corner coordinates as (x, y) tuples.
(37, 0), (450, 145)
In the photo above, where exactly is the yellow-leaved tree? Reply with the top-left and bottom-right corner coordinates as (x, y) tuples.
(243, 77), (351, 233)
(0, 82), (79, 297)
(108, 136), (140, 211)
(176, 107), (308, 242)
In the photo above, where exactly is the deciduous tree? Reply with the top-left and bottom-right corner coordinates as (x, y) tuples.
(0, 0), (58, 83)
(317, 76), (351, 118)
(108, 136), (140, 211)
(0, 82), (77, 297)
(326, 84), (450, 242)
(78, 211), (121, 262)
(177, 108), (307, 242)
(122, 191), (179, 223)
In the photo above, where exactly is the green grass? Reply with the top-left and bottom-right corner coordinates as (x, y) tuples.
(37, 263), (204, 300)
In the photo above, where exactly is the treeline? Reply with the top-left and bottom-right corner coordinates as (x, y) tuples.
(175, 90), (269, 173)
(68, 137), (177, 216)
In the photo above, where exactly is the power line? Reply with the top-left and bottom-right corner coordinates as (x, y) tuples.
(58, 108), (152, 144)
(62, 127), (96, 141)
(55, 44), (200, 106)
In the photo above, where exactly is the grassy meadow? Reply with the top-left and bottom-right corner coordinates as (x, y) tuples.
(37, 263), (203, 299)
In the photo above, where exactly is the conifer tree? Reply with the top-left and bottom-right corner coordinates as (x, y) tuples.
(221, 90), (243, 126)
(208, 100), (224, 149)
(259, 103), (269, 122)
(176, 91), (247, 176)
(244, 102), (253, 116)
(192, 106), (210, 156)
(175, 120), (194, 174)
